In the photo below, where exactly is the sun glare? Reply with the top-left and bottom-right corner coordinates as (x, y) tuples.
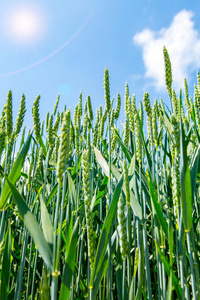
(4, 4), (45, 46)
(11, 11), (39, 39)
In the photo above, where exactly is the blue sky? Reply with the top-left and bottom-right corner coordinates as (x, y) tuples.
(0, 0), (200, 129)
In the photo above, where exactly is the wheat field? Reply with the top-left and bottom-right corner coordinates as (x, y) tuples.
(0, 47), (199, 299)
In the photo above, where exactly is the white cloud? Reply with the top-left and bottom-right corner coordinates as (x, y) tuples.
(133, 10), (200, 91)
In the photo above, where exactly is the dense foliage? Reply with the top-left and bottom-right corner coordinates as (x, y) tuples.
(0, 47), (199, 299)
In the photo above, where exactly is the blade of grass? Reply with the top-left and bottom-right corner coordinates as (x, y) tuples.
(111, 158), (142, 219)
(92, 227), (118, 299)
(94, 146), (109, 176)
(190, 144), (200, 206)
(129, 190), (142, 221)
(0, 167), (53, 270)
(39, 193), (54, 253)
(89, 173), (123, 299)
(180, 100), (192, 232)
(146, 172), (168, 236)
(90, 176), (108, 212)
(67, 169), (77, 210)
(114, 129), (132, 162)
(0, 222), (11, 299)
(59, 217), (79, 300)
(46, 182), (58, 207)
(155, 240), (182, 299)
(0, 133), (32, 210)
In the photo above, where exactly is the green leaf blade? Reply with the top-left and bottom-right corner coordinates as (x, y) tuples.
(147, 172), (168, 236)
(89, 174), (123, 298)
(59, 218), (79, 300)
(39, 194), (54, 253)
(180, 108), (192, 232)
(0, 223), (12, 299)
(0, 133), (32, 210)
(155, 241), (182, 299)
(1, 171), (53, 271)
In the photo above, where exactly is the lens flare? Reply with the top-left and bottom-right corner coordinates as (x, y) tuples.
(4, 4), (45, 45)
(0, 11), (93, 78)
(10, 10), (39, 40)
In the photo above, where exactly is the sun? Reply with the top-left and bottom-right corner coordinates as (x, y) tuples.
(4, 4), (45, 46)
(11, 10), (39, 40)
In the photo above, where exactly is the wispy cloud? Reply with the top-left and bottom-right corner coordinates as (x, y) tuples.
(133, 10), (200, 91)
